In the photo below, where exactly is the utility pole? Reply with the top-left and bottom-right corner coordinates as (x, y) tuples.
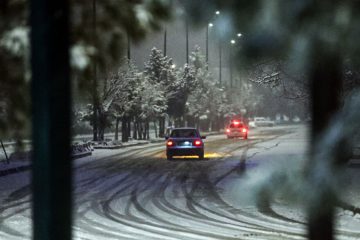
(230, 39), (236, 88)
(206, 24), (209, 70)
(219, 40), (222, 84)
(163, 28), (167, 56)
(186, 18), (189, 64)
(127, 32), (131, 61)
(230, 54), (233, 87)
(30, 0), (72, 239)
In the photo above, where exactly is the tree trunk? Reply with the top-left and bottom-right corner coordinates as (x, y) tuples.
(127, 118), (131, 139)
(306, 40), (343, 240)
(153, 121), (158, 138)
(98, 109), (105, 141)
(168, 117), (173, 128)
(136, 122), (141, 140)
(142, 123), (147, 140)
(187, 116), (195, 128)
(121, 117), (128, 142)
(132, 120), (138, 140)
(142, 122), (146, 139)
(92, 106), (98, 141)
(115, 117), (120, 141)
(146, 121), (150, 140)
(159, 117), (165, 138)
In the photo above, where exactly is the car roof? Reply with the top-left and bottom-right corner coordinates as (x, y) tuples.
(228, 122), (245, 125)
(171, 127), (197, 130)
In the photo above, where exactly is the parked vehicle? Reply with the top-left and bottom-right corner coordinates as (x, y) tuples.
(249, 117), (275, 127)
(165, 128), (206, 160)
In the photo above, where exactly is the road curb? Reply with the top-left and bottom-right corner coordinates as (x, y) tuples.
(0, 165), (31, 177)
(93, 140), (164, 149)
(72, 151), (92, 159)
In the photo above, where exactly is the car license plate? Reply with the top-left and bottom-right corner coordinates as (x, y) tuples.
(180, 141), (191, 146)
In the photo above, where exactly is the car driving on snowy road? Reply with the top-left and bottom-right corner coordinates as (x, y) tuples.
(225, 120), (248, 139)
(165, 128), (206, 160)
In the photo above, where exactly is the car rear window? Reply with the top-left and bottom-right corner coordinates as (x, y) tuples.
(229, 123), (244, 128)
(170, 129), (199, 137)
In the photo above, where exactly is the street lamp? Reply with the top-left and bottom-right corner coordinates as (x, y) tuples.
(219, 39), (222, 85)
(163, 28), (167, 56)
(206, 23), (214, 70)
(206, 10), (220, 71)
(229, 33), (242, 87)
(127, 32), (131, 61)
(186, 18), (189, 64)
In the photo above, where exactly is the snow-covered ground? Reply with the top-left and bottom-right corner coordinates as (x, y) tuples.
(1, 125), (360, 240)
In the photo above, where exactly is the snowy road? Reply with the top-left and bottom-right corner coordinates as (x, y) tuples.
(1, 125), (360, 239)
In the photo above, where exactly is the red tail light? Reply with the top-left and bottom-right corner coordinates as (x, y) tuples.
(194, 140), (202, 146)
(226, 128), (230, 133)
(167, 140), (174, 146)
(242, 128), (247, 133)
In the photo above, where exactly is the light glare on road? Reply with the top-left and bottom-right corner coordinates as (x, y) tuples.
(167, 152), (230, 159)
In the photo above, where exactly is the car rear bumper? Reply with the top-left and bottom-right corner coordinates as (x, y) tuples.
(227, 132), (247, 137)
(167, 147), (203, 156)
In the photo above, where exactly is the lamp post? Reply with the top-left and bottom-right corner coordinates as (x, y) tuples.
(186, 19), (189, 64)
(229, 33), (242, 87)
(206, 23), (212, 70)
(164, 28), (167, 57)
(219, 39), (222, 85)
(206, 10), (220, 71)
(230, 39), (236, 87)
(212, 11), (222, 84)
(127, 32), (131, 61)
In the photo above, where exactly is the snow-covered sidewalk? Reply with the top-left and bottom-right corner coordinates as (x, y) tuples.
(0, 138), (164, 177)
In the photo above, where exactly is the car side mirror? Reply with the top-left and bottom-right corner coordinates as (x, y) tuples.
(201, 136), (206, 139)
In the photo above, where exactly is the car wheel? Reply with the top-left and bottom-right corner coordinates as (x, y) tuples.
(198, 152), (204, 160)
(167, 154), (173, 160)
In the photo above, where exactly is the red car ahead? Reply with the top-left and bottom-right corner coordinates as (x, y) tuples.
(225, 120), (248, 139)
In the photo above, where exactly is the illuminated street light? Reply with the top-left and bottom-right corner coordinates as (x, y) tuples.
(230, 35), (241, 87)
(209, 23), (214, 27)
(215, 10), (220, 15)
(171, 64), (176, 69)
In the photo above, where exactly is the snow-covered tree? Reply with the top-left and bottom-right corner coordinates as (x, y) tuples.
(167, 64), (196, 126)
(144, 48), (165, 84)
(0, 0), (171, 139)
(144, 47), (177, 136)
(110, 59), (141, 142)
(186, 46), (230, 130)
(81, 63), (131, 141)
(136, 76), (167, 139)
